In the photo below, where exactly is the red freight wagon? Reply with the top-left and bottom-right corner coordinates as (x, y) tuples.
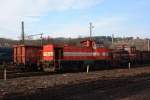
(111, 49), (130, 67)
(13, 45), (42, 70)
(42, 40), (111, 71)
(140, 51), (150, 64)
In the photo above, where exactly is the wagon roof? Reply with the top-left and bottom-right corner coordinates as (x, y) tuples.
(13, 44), (42, 48)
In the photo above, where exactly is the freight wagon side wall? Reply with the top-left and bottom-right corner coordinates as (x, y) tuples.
(25, 47), (33, 63)
(14, 47), (17, 64)
(111, 50), (130, 66)
(14, 45), (42, 65)
(14, 47), (16, 63)
(25, 47), (42, 65)
(129, 51), (142, 65)
(141, 51), (150, 64)
(13, 46), (25, 64)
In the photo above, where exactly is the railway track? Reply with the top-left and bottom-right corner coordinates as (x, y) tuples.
(0, 70), (51, 79)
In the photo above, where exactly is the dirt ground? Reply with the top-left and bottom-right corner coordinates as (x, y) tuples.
(1, 67), (150, 100)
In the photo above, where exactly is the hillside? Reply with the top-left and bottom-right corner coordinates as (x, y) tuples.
(0, 36), (149, 51)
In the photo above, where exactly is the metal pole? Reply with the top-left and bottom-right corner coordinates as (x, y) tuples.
(40, 33), (43, 46)
(87, 65), (89, 73)
(148, 39), (150, 51)
(90, 22), (92, 40)
(112, 34), (114, 45)
(21, 21), (25, 44)
(4, 68), (6, 80)
(128, 62), (131, 70)
(89, 22), (94, 40)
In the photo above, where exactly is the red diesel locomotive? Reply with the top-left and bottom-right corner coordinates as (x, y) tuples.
(42, 40), (111, 71)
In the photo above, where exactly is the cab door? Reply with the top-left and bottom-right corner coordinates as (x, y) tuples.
(54, 48), (63, 69)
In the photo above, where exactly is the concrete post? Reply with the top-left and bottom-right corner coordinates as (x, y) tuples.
(128, 62), (131, 70)
(87, 65), (89, 73)
(4, 68), (6, 80)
